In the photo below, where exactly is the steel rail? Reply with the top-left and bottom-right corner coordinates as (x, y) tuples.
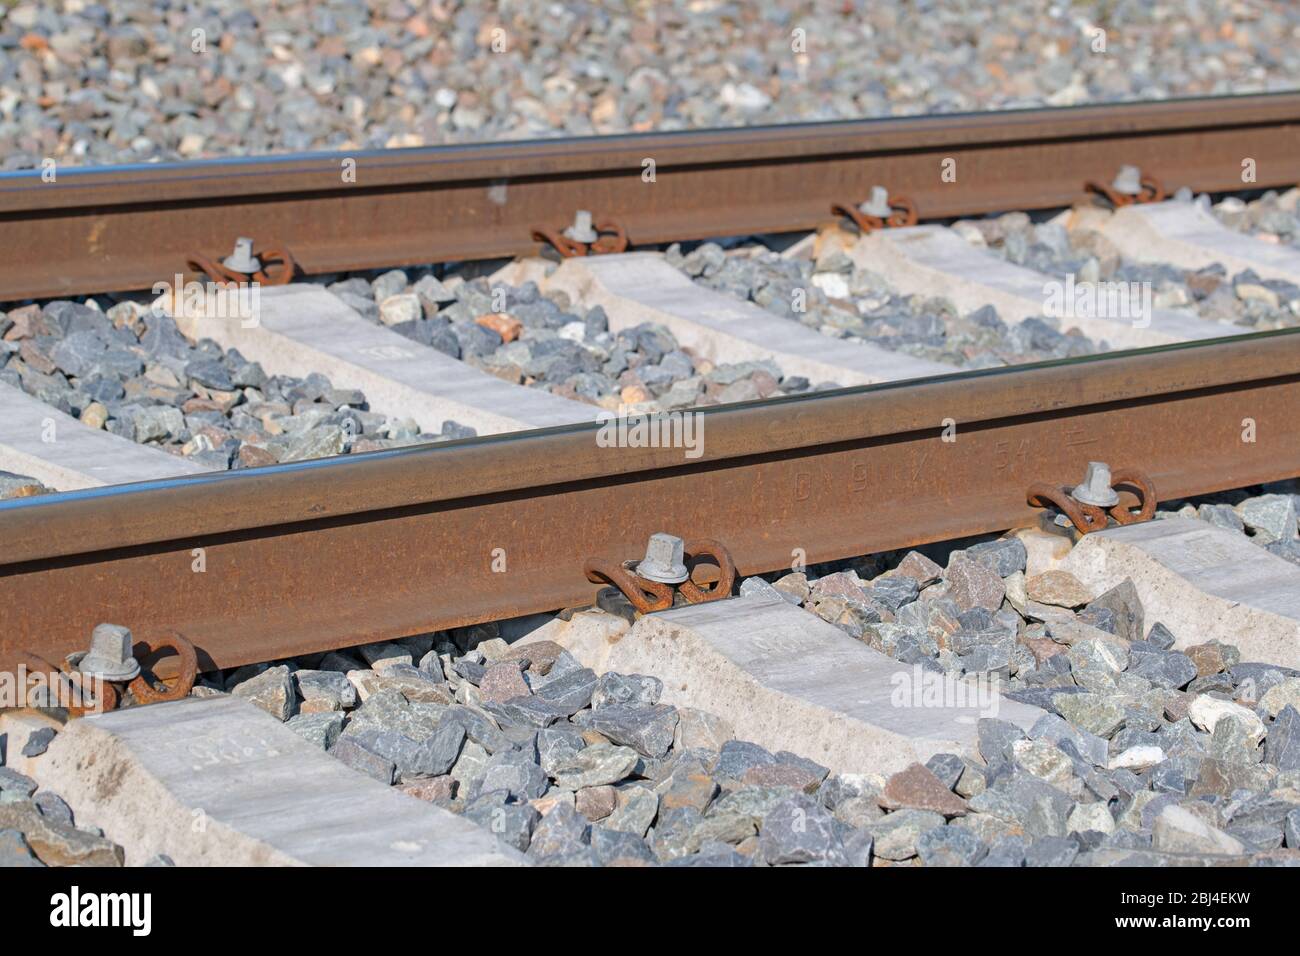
(1, 329), (1297, 673)
(2, 93), (1299, 301)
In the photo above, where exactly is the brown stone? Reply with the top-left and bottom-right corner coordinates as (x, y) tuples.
(1025, 570), (1094, 608)
(397, 775), (457, 805)
(660, 771), (719, 813)
(742, 762), (823, 794)
(944, 555), (1005, 612)
(1021, 635), (1068, 665)
(475, 313), (523, 343)
(895, 551), (943, 586)
(238, 444), (278, 468)
(810, 570), (868, 603)
(501, 640), (565, 676)
(772, 572), (810, 604)
(478, 660), (531, 705)
(575, 785), (618, 821)
(878, 763), (969, 817)
(1186, 641), (1239, 677)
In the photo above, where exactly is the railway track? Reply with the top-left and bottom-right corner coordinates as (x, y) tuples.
(3, 92), (1300, 869)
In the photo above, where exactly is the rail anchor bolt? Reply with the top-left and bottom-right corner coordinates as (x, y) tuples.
(1071, 461), (1121, 508)
(221, 237), (262, 275)
(562, 210), (600, 245)
(635, 532), (691, 584)
(858, 186), (894, 219)
(74, 623), (142, 683)
(1111, 165), (1143, 197)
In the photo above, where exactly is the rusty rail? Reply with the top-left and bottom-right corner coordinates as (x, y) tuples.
(2, 92), (1299, 300)
(2, 329), (1298, 673)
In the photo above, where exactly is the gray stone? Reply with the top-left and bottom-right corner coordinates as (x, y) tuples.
(476, 749), (549, 801)
(0, 828), (43, 867)
(757, 794), (846, 865)
(440, 705), (515, 754)
(868, 574), (921, 611)
(1086, 578), (1144, 643)
(590, 826), (656, 865)
(411, 720), (466, 778)
(526, 803), (590, 861)
(605, 785), (660, 837)
(917, 824), (987, 866)
(591, 672), (663, 709)
(550, 743), (639, 790)
(485, 695), (573, 728)
(1128, 645), (1198, 690)
(1029, 713), (1108, 768)
(574, 704), (678, 758)
(231, 665), (296, 721)
(1025, 835), (1079, 867)
(20, 727), (56, 758)
(1146, 621), (1177, 650)
(0, 768), (38, 799)
(865, 809), (946, 861)
(974, 834), (1027, 867)
(536, 726), (586, 776)
(925, 753), (967, 789)
(977, 718), (1027, 764)
(464, 801), (540, 853)
(534, 666), (598, 713)
(716, 739), (778, 778)
(32, 790), (74, 826)
(966, 537), (1028, 577)
(328, 734), (396, 785)
(294, 669), (357, 712)
(1237, 494), (1297, 543)
(1285, 808), (1300, 849)
(286, 711), (345, 750)
(1266, 705), (1300, 771)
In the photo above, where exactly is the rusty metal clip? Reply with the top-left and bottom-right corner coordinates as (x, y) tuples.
(1027, 466), (1157, 535)
(585, 537), (736, 615)
(18, 631), (198, 717)
(1085, 168), (1167, 207)
(532, 214), (629, 258)
(832, 191), (918, 235)
(17, 651), (118, 717)
(187, 241), (298, 287)
(129, 633), (199, 705)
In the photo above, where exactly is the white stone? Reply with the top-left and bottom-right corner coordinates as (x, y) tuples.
(1060, 518), (1300, 669)
(1187, 695), (1266, 745)
(1151, 804), (1247, 856)
(1066, 801), (1115, 835)
(32, 696), (525, 866)
(1108, 745), (1164, 771)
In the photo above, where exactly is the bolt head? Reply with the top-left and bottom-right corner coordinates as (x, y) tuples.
(636, 532), (690, 584)
(859, 185), (892, 218)
(221, 237), (262, 275)
(563, 210), (599, 244)
(1072, 460), (1120, 508)
(1112, 165), (1142, 196)
(76, 623), (141, 682)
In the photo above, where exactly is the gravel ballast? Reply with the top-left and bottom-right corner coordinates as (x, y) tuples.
(3, 1), (1298, 170)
